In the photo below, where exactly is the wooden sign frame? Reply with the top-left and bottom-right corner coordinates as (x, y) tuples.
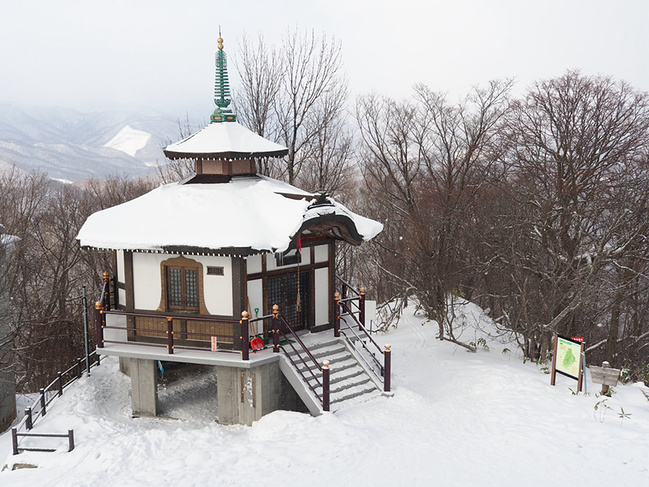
(550, 334), (585, 391)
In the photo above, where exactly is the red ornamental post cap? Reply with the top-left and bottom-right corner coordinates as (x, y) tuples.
(95, 301), (102, 310)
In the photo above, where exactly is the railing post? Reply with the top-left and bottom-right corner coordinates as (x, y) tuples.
(272, 304), (280, 353)
(58, 372), (63, 396)
(359, 288), (366, 331)
(322, 360), (330, 412)
(333, 292), (340, 338)
(96, 353), (101, 366)
(95, 302), (105, 348)
(40, 388), (47, 416)
(240, 311), (249, 361)
(103, 271), (111, 310)
(12, 428), (18, 455)
(384, 344), (391, 393)
(167, 317), (174, 354)
(68, 430), (75, 452)
(77, 358), (83, 379)
(25, 408), (33, 430)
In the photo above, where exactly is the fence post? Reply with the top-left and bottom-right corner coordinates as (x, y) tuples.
(384, 344), (391, 393)
(96, 353), (101, 366)
(240, 311), (249, 361)
(77, 358), (83, 379)
(359, 288), (366, 330)
(272, 304), (280, 353)
(82, 285), (90, 376)
(95, 302), (104, 348)
(322, 360), (330, 412)
(58, 372), (63, 396)
(68, 430), (75, 452)
(12, 428), (18, 455)
(333, 293), (340, 337)
(103, 271), (111, 310)
(25, 408), (32, 430)
(167, 317), (174, 354)
(40, 388), (46, 416)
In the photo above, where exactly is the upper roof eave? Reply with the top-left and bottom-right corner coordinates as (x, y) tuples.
(163, 148), (289, 160)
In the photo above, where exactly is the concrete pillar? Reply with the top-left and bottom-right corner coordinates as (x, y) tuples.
(119, 357), (131, 376)
(130, 358), (158, 417)
(216, 361), (305, 426)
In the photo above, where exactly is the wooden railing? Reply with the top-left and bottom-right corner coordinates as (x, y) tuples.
(334, 277), (391, 393)
(97, 308), (240, 355)
(250, 305), (330, 411)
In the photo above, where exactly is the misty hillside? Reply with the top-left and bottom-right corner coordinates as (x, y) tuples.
(0, 104), (187, 182)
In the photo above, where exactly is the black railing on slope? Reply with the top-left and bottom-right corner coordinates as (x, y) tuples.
(11, 351), (100, 454)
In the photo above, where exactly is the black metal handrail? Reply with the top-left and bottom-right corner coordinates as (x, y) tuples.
(12, 351), (100, 455)
(339, 300), (385, 381)
(335, 274), (361, 297)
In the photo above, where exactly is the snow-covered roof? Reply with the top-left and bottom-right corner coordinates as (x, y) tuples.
(77, 176), (382, 254)
(163, 122), (288, 160)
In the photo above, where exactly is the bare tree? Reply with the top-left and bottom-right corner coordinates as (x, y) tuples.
(356, 81), (512, 350)
(489, 71), (649, 361)
(234, 29), (348, 185)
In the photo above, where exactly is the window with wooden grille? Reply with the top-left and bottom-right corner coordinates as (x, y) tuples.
(167, 266), (199, 311)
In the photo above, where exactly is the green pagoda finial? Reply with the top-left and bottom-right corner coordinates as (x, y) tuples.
(211, 30), (237, 123)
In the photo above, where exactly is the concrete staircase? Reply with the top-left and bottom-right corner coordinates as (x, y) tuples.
(279, 338), (382, 415)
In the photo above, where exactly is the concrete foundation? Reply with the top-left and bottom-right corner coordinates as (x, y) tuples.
(119, 357), (131, 376)
(130, 358), (158, 417)
(216, 361), (306, 426)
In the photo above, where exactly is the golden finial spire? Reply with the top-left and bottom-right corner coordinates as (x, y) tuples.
(218, 26), (223, 50)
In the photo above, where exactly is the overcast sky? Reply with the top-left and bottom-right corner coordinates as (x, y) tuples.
(1, 0), (647, 120)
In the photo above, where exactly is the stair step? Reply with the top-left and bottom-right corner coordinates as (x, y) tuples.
(278, 334), (384, 414)
(330, 390), (382, 412)
(331, 382), (379, 404)
(284, 343), (345, 362)
(305, 364), (364, 384)
(293, 351), (353, 374)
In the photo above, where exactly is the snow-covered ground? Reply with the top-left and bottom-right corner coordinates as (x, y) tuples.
(1, 301), (648, 486)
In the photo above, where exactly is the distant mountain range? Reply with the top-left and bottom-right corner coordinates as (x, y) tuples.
(0, 103), (189, 182)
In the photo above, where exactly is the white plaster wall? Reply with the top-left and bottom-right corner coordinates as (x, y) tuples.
(246, 254), (262, 274)
(247, 279), (263, 318)
(131, 253), (233, 316)
(201, 255), (233, 316)
(118, 288), (126, 306)
(116, 249), (125, 284)
(132, 253), (164, 310)
(315, 267), (329, 326)
(266, 248), (311, 272)
(104, 313), (127, 342)
(314, 244), (329, 263)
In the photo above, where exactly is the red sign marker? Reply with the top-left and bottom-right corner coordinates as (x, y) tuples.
(571, 336), (584, 343)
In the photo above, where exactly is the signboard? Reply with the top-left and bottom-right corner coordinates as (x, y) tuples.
(571, 336), (584, 343)
(211, 336), (218, 351)
(590, 365), (620, 386)
(551, 334), (585, 391)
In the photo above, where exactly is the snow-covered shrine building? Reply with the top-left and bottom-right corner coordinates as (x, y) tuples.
(77, 36), (387, 425)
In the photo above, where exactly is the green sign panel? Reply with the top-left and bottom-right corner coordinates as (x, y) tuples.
(555, 336), (582, 380)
